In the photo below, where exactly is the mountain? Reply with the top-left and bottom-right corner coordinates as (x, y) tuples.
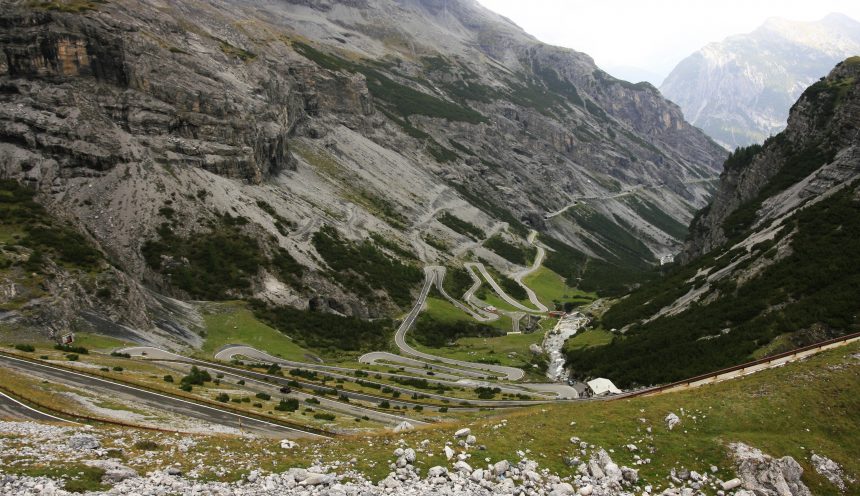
(567, 58), (860, 387)
(660, 13), (860, 150)
(0, 0), (724, 349)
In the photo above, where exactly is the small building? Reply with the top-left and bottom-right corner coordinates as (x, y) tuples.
(659, 254), (675, 266)
(586, 378), (622, 397)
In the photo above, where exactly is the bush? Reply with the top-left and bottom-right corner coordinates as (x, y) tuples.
(305, 397), (320, 405)
(237, 379), (245, 385)
(163, 375), (174, 383)
(110, 352), (131, 358)
(378, 400), (391, 409)
(180, 384), (193, 392)
(66, 354), (79, 361)
(255, 392), (271, 401)
(111, 366), (123, 372)
(215, 393), (229, 403)
(14, 344), (34, 352)
(313, 412), (336, 421)
(132, 440), (160, 451)
(180, 366), (212, 387)
(55, 345), (88, 354)
(438, 407), (448, 413)
(274, 398), (299, 412)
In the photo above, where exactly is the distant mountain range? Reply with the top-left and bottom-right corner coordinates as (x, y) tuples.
(661, 13), (860, 150)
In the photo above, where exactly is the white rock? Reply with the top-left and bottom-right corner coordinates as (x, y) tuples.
(393, 421), (415, 433)
(579, 483), (594, 495)
(665, 413), (681, 430)
(444, 446), (455, 460)
(721, 478), (742, 490)
(280, 439), (297, 449)
(494, 460), (510, 476)
(454, 428), (471, 438)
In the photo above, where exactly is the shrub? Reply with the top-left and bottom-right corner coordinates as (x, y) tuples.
(313, 412), (336, 421)
(110, 352), (131, 358)
(305, 397), (320, 405)
(66, 354), (79, 361)
(378, 400), (390, 409)
(255, 392), (271, 401)
(14, 344), (34, 352)
(215, 393), (229, 402)
(55, 345), (88, 354)
(163, 375), (174, 383)
(180, 366), (212, 387)
(274, 398), (299, 412)
(132, 440), (160, 451)
(112, 366), (123, 372)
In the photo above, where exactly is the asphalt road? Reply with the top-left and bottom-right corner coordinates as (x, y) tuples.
(465, 262), (543, 314)
(430, 266), (498, 323)
(0, 391), (72, 423)
(512, 230), (549, 313)
(0, 354), (322, 438)
(387, 267), (526, 381)
(121, 347), (437, 421)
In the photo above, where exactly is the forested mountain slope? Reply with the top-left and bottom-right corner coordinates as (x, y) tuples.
(568, 58), (860, 387)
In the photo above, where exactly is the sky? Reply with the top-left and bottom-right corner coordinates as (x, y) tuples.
(476, 0), (860, 86)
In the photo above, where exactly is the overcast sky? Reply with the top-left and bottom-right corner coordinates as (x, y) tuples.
(476, 0), (860, 85)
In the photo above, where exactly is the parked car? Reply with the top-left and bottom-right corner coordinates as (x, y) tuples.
(279, 386), (292, 394)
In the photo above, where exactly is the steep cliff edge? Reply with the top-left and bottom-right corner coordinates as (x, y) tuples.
(566, 59), (860, 387)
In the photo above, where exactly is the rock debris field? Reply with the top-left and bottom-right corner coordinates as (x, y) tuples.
(1, 416), (849, 496)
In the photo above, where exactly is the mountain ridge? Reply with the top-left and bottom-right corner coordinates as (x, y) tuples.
(660, 13), (860, 149)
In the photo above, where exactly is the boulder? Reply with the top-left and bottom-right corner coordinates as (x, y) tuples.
(665, 413), (681, 430)
(427, 466), (448, 478)
(280, 440), (297, 449)
(393, 421), (415, 433)
(403, 448), (416, 463)
(444, 446), (455, 460)
(299, 473), (333, 486)
(68, 434), (100, 451)
(621, 466), (639, 483)
(453, 461), (472, 473)
(454, 428), (471, 438)
(730, 442), (812, 496)
(579, 483), (593, 495)
(465, 435), (477, 445)
(811, 453), (848, 491)
(493, 460), (510, 476)
(84, 460), (136, 484)
(721, 478), (742, 490)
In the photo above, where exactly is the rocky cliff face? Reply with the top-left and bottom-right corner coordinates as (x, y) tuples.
(684, 57), (860, 259)
(0, 0), (725, 347)
(661, 13), (860, 150)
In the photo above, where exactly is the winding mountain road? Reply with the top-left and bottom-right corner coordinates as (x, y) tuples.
(0, 354), (319, 438)
(120, 347), (433, 424)
(512, 230), (549, 312)
(464, 262), (543, 314)
(384, 267), (526, 381)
